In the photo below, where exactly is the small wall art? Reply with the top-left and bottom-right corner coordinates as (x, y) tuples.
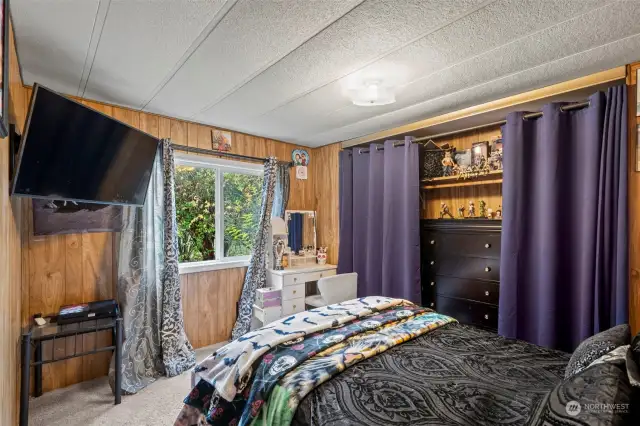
(292, 149), (310, 180)
(211, 129), (232, 151)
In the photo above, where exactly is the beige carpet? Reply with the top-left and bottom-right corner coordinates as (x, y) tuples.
(28, 343), (225, 426)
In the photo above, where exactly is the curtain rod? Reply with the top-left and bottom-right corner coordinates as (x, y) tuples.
(353, 101), (591, 152)
(172, 143), (293, 167)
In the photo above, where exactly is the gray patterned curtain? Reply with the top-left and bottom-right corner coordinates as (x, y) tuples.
(109, 139), (195, 394)
(232, 157), (278, 339)
(271, 162), (290, 218)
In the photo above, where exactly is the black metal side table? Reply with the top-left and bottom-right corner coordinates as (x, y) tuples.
(19, 315), (123, 426)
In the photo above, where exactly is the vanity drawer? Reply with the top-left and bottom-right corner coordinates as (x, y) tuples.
(252, 304), (282, 324)
(282, 297), (305, 315)
(282, 269), (336, 287)
(282, 283), (305, 301)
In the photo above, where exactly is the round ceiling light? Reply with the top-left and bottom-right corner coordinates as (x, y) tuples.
(348, 81), (396, 106)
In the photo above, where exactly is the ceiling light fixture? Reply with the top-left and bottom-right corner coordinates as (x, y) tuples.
(348, 80), (396, 106)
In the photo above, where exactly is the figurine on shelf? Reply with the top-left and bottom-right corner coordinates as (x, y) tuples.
(487, 207), (493, 219)
(496, 205), (502, 219)
(468, 200), (476, 218)
(440, 202), (454, 219)
(316, 247), (327, 265)
(457, 205), (465, 218)
(479, 200), (486, 218)
(441, 151), (456, 177)
(273, 238), (285, 270)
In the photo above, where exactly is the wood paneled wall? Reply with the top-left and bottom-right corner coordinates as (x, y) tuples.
(421, 127), (502, 219)
(313, 143), (341, 265)
(1, 20), (26, 426)
(627, 62), (640, 336)
(19, 91), (320, 393)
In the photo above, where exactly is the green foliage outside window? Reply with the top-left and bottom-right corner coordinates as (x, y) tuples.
(175, 165), (262, 263)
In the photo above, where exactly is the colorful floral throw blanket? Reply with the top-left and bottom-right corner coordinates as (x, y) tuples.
(175, 297), (455, 426)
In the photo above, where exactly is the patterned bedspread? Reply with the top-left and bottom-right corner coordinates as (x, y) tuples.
(175, 298), (455, 426)
(291, 323), (571, 426)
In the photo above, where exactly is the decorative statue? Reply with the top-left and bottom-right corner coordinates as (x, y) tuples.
(440, 202), (454, 219)
(487, 208), (493, 219)
(317, 247), (328, 265)
(441, 151), (456, 176)
(496, 205), (502, 219)
(273, 238), (286, 270)
(468, 200), (476, 218)
(457, 205), (465, 218)
(479, 200), (486, 218)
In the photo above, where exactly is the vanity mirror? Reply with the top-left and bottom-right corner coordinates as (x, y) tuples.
(285, 210), (317, 266)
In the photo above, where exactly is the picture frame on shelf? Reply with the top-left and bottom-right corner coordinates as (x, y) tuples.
(471, 141), (489, 167)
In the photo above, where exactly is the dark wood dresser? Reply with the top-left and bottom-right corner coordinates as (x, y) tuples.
(421, 219), (501, 331)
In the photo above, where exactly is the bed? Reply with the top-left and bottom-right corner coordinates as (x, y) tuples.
(175, 297), (637, 426)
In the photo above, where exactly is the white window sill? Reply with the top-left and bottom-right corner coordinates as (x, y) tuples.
(179, 259), (250, 275)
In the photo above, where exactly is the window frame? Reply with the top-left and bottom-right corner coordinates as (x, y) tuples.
(174, 152), (263, 274)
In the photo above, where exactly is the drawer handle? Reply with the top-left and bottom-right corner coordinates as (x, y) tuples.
(485, 243), (491, 248)
(484, 266), (491, 272)
(293, 304), (296, 309)
(484, 314), (489, 320)
(430, 240), (435, 245)
(293, 290), (297, 294)
(430, 281), (435, 286)
(485, 291), (490, 296)
(430, 261), (435, 266)
(320, 273), (323, 277)
(293, 278), (297, 282)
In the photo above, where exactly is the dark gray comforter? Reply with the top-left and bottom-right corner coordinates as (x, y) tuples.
(292, 323), (570, 426)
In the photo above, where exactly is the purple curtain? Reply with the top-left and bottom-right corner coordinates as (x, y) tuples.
(338, 137), (420, 303)
(499, 86), (628, 352)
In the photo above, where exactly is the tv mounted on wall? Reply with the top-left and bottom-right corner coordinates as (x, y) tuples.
(11, 83), (159, 206)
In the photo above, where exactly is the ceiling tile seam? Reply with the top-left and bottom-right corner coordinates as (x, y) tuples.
(310, 31), (638, 145)
(186, 0), (367, 119)
(77, 0), (112, 98)
(137, 0), (240, 110)
(321, 0), (622, 120)
(222, 0), (498, 121)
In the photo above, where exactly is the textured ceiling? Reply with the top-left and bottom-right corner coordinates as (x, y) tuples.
(12, 0), (640, 147)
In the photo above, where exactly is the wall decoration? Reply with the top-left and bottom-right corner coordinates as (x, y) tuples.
(211, 129), (232, 151)
(292, 149), (310, 166)
(292, 149), (309, 180)
(32, 199), (124, 236)
(0, 0), (9, 138)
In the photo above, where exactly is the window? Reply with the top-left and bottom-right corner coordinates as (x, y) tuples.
(174, 153), (263, 273)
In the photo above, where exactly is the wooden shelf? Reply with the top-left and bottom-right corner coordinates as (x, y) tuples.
(421, 170), (503, 189)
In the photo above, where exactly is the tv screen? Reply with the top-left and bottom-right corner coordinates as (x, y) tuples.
(11, 84), (159, 206)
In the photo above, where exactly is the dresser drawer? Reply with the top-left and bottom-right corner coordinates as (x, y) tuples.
(424, 256), (499, 281)
(424, 232), (501, 259)
(282, 297), (305, 315)
(282, 283), (305, 301)
(435, 296), (498, 330)
(434, 276), (499, 305)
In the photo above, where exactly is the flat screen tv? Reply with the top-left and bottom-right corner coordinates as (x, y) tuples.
(11, 84), (159, 206)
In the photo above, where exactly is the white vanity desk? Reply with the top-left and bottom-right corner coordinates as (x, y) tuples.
(252, 264), (337, 328)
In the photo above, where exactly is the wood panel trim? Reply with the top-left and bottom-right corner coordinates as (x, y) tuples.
(342, 67), (626, 148)
(627, 62), (639, 336)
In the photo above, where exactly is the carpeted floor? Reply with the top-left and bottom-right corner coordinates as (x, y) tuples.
(28, 343), (225, 426)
